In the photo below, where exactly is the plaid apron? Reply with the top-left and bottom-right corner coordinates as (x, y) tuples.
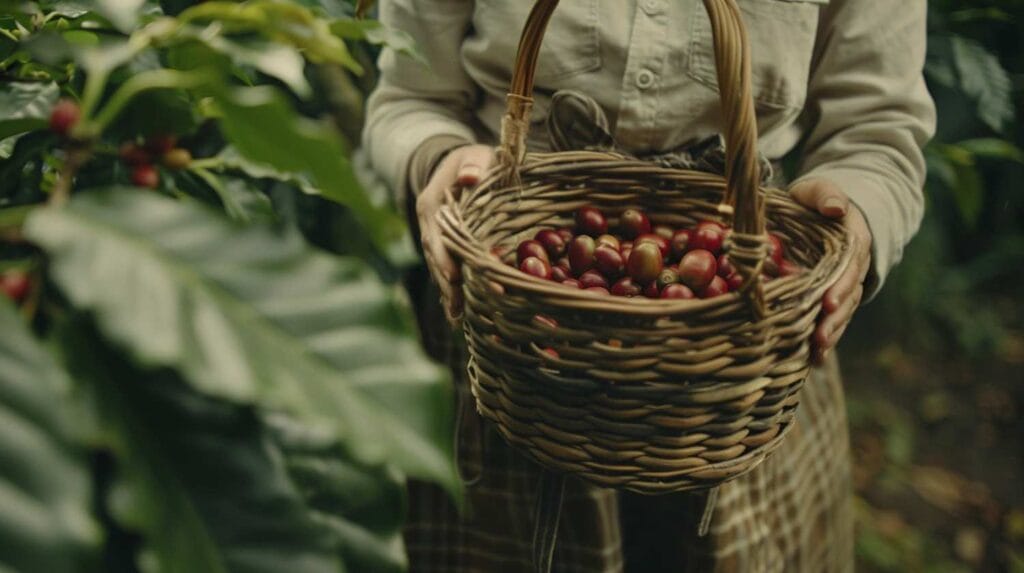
(403, 91), (855, 572)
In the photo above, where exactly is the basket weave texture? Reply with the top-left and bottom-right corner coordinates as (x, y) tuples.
(439, 0), (851, 494)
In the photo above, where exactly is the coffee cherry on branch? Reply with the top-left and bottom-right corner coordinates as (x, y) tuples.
(145, 134), (177, 154)
(49, 99), (80, 137)
(131, 164), (160, 189)
(0, 271), (31, 303)
(161, 148), (192, 170)
(119, 142), (150, 166)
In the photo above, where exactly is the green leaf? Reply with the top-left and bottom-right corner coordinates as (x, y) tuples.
(212, 85), (405, 249)
(0, 300), (100, 573)
(189, 169), (276, 223)
(210, 145), (320, 196)
(956, 138), (1024, 163)
(0, 81), (59, 140)
(63, 325), (347, 573)
(950, 36), (1014, 133)
(90, 0), (145, 33)
(25, 189), (458, 494)
(330, 19), (424, 64)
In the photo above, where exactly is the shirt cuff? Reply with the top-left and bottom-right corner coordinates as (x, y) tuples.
(792, 167), (905, 302)
(407, 134), (474, 197)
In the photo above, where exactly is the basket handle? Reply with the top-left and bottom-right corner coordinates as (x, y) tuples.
(498, 0), (767, 315)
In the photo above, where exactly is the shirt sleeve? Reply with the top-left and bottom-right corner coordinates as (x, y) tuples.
(793, 0), (936, 300)
(362, 0), (479, 213)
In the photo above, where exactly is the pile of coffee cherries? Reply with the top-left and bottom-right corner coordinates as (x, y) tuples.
(496, 206), (801, 300)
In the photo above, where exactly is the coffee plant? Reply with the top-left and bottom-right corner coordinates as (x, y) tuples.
(0, 1), (458, 572)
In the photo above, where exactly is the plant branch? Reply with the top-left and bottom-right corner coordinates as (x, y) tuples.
(50, 147), (90, 207)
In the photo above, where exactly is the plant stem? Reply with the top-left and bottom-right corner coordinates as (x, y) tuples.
(50, 147), (90, 207)
(87, 69), (212, 136)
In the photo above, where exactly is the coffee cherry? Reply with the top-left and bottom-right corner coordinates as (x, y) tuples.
(767, 233), (785, 267)
(519, 256), (552, 280)
(584, 286), (610, 296)
(678, 249), (717, 291)
(594, 245), (625, 278)
(627, 243), (663, 285)
(578, 269), (609, 289)
(656, 268), (680, 290)
(551, 265), (571, 282)
(717, 254), (735, 278)
(726, 272), (745, 291)
(660, 283), (696, 299)
(619, 208), (651, 239)
(542, 347), (560, 360)
(1, 271), (31, 302)
(575, 206), (607, 236)
(635, 233), (670, 258)
(49, 99), (80, 137)
(653, 224), (674, 241)
(517, 240), (549, 265)
(162, 148), (192, 170)
(145, 134), (177, 154)
(535, 229), (567, 259)
(556, 227), (575, 244)
(701, 275), (729, 298)
(611, 277), (642, 297)
(670, 229), (692, 258)
(561, 278), (583, 289)
(642, 281), (660, 298)
(119, 142), (150, 166)
(691, 221), (726, 254)
(131, 164), (160, 189)
(568, 235), (597, 275)
(596, 234), (621, 250)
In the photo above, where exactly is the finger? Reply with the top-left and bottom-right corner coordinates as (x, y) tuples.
(789, 179), (850, 219)
(455, 146), (495, 186)
(815, 283), (863, 350)
(822, 239), (869, 312)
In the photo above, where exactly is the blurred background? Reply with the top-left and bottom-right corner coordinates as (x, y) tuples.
(839, 1), (1024, 570)
(0, 0), (1022, 572)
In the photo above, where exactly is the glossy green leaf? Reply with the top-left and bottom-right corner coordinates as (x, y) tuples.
(25, 189), (458, 493)
(950, 36), (1014, 133)
(0, 81), (59, 140)
(63, 325), (348, 573)
(330, 19), (424, 64)
(0, 301), (99, 573)
(956, 138), (1024, 163)
(212, 85), (406, 248)
(91, 0), (145, 33)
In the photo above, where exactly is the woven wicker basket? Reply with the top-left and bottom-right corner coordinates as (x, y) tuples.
(439, 0), (851, 495)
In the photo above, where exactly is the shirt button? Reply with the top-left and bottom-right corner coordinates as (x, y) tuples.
(636, 69), (656, 90)
(641, 0), (662, 15)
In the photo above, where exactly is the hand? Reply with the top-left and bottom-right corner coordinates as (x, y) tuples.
(416, 144), (495, 323)
(789, 178), (873, 365)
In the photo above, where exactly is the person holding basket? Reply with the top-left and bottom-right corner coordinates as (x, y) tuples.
(364, 0), (934, 571)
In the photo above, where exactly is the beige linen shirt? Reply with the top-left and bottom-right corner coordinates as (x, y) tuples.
(363, 0), (936, 293)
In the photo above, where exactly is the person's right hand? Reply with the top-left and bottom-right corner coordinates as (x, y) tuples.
(416, 144), (495, 323)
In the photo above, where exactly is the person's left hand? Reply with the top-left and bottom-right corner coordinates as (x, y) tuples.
(789, 178), (873, 365)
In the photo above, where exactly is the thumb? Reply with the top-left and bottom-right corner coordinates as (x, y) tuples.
(455, 145), (495, 186)
(789, 178), (850, 219)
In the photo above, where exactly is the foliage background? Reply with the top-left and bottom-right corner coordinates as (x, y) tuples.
(1, 0), (1023, 572)
(842, 1), (1024, 571)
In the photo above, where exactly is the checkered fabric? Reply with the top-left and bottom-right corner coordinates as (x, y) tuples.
(403, 270), (854, 573)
